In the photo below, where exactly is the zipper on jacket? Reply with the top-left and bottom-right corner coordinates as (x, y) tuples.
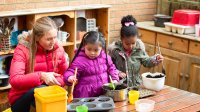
(46, 50), (49, 72)
(119, 52), (129, 86)
(94, 60), (99, 93)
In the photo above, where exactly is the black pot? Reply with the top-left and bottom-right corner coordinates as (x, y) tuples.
(154, 14), (172, 27)
(0, 75), (9, 87)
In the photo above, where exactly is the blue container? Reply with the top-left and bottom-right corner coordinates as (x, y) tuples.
(10, 30), (27, 47)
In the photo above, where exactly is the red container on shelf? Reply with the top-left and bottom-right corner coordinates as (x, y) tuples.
(199, 14), (200, 25)
(172, 9), (200, 26)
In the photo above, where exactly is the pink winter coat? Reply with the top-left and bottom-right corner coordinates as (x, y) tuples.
(8, 33), (69, 105)
(64, 49), (119, 98)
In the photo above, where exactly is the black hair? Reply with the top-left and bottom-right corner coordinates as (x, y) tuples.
(120, 15), (138, 39)
(72, 31), (109, 66)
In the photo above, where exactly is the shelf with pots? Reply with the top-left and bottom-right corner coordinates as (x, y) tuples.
(0, 4), (110, 72)
(0, 4), (111, 111)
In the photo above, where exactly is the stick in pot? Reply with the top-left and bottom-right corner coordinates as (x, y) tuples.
(157, 41), (166, 75)
(67, 67), (78, 103)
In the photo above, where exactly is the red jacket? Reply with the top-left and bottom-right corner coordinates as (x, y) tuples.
(8, 33), (68, 105)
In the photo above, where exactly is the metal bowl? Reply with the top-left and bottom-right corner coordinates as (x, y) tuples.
(102, 83), (128, 101)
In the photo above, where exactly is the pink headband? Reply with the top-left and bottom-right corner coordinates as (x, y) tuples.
(124, 22), (134, 26)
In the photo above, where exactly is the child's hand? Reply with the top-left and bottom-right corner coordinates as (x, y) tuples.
(68, 76), (77, 83)
(156, 54), (164, 63)
(119, 72), (127, 78)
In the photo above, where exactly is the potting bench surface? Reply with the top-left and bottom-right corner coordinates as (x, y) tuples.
(114, 86), (200, 112)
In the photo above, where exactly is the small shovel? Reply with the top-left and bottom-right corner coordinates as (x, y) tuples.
(67, 67), (78, 103)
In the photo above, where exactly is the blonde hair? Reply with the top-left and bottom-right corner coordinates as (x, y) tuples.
(29, 17), (57, 73)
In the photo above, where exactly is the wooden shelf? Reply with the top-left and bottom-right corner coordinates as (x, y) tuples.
(62, 42), (74, 46)
(0, 84), (11, 91)
(0, 50), (14, 55)
(0, 4), (111, 17)
(0, 5), (110, 71)
(76, 40), (81, 44)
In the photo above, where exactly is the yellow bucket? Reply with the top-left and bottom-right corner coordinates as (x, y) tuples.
(34, 86), (67, 112)
(3, 108), (12, 112)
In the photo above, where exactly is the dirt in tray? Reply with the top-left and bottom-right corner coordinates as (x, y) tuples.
(103, 83), (127, 90)
(98, 98), (110, 102)
(84, 99), (95, 102)
(72, 99), (79, 103)
(115, 84), (127, 90)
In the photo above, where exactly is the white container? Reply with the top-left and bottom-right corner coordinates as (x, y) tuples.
(61, 31), (70, 42)
(57, 31), (70, 42)
(177, 27), (185, 34)
(164, 22), (195, 34)
(135, 99), (155, 112)
(184, 26), (195, 34)
(165, 25), (171, 32)
(141, 72), (165, 91)
(195, 24), (200, 37)
(171, 26), (177, 33)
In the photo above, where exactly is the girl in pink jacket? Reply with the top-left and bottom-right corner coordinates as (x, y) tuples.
(64, 31), (119, 98)
(9, 17), (68, 112)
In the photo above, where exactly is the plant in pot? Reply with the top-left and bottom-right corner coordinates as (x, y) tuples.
(0, 17), (15, 51)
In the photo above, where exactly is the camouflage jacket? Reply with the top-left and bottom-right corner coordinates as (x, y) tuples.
(108, 39), (158, 87)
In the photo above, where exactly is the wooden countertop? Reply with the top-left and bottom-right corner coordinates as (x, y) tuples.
(137, 21), (200, 42)
(0, 4), (111, 17)
(114, 86), (200, 112)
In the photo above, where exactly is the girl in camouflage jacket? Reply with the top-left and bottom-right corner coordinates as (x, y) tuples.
(108, 15), (164, 87)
